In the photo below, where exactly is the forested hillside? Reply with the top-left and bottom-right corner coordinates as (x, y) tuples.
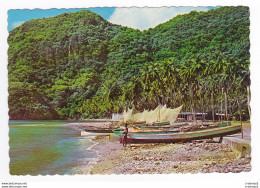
(8, 6), (250, 120)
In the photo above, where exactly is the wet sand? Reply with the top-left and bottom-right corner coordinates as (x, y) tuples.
(89, 137), (251, 174)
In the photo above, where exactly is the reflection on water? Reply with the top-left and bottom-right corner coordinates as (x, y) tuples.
(9, 120), (97, 175)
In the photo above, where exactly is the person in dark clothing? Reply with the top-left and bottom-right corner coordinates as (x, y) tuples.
(123, 124), (128, 147)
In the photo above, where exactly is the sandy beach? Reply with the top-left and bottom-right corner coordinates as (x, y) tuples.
(87, 135), (251, 174)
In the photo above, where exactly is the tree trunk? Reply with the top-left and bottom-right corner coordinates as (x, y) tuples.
(69, 41), (71, 55)
(190, 85), (196, 122)
(247, 86), (251, 120)
(225, 92), (228, 122)
(202, 98), (205, 121)
(211, 92), (215, 122)
(221, 88), (223, 123)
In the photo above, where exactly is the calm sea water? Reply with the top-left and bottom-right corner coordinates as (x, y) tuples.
(9, 120), (98, 175)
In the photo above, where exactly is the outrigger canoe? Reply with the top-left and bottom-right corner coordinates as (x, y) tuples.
(116, 124), (241, 144)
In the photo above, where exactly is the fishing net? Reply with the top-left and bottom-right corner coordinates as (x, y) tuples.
(139, 109), (149, 122)
(112, 113), (123, 121)
(123, 105), (183, 125)
(123, 108), (133, 123)
(145, 105), (161, 125)
(130, 112), (143, 122)
(166, 105), (183, 125)
(159, 105), (168, 122)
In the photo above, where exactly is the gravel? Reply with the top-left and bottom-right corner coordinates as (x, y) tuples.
(89, 138), (251, 174)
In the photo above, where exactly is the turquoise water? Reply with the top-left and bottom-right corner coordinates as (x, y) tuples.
(9, 121), (97, 175)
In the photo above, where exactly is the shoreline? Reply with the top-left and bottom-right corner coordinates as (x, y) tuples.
(89, 137), (251, 174)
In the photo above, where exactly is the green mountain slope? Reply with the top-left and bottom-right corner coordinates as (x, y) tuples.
(8, 10), (124, 119)
(149, 7), (249, 62)
(8, 7), (250, 120)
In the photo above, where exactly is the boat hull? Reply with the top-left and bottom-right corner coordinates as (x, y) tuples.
(84, 128), (113, 133)
(113, 122), (231, 136)
(81, 131), (111, 136)
(119, 125), (241, 144)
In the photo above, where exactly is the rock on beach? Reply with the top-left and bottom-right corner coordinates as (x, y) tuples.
(89, 138), (251, 174)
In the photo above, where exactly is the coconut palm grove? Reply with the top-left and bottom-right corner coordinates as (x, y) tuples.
(8, 6), (250, 120)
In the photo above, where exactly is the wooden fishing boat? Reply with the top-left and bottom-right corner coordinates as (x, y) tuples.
(84, 128), (114, 133)
(135, 122), (187, 129)
(152, 121), (170, 126)
(217, 122), (231, 127)
(113, 129), (127, 136)
(113, 127), (180, 136)
(113, 122), (231, 136)
(81, 131), (111, 136)
(117, 124), (241, 144)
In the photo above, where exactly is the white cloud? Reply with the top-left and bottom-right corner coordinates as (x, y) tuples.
(12, 21), (25, 28)
(108, 7), (211, 30)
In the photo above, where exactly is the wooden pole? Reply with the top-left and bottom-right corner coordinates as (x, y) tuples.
(158, 104), (161, 122)
(237, 98), (243, 139)
(221, 88), (223, 123)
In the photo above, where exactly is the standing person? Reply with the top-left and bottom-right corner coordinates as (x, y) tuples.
(123, 123), (128, 147)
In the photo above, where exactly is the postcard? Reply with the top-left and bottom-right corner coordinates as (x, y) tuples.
(1, 1), (259, 188)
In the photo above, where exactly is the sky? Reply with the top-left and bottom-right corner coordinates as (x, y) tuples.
(8, 7), (216, 31)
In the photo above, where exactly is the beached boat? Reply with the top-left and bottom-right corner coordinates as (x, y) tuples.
(152, 121), (170, 126)
(113, 127), (180, 136)
(81, 131), (111, 136)
(217, 122), (231, 127)
(84, 128), (114, 133)
(116, 124), (241, 144)
(113, 122), (231, 136)
(133, 122), (189, 129)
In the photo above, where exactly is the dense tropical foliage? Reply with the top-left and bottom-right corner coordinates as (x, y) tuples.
(8, 6), (250, 120)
